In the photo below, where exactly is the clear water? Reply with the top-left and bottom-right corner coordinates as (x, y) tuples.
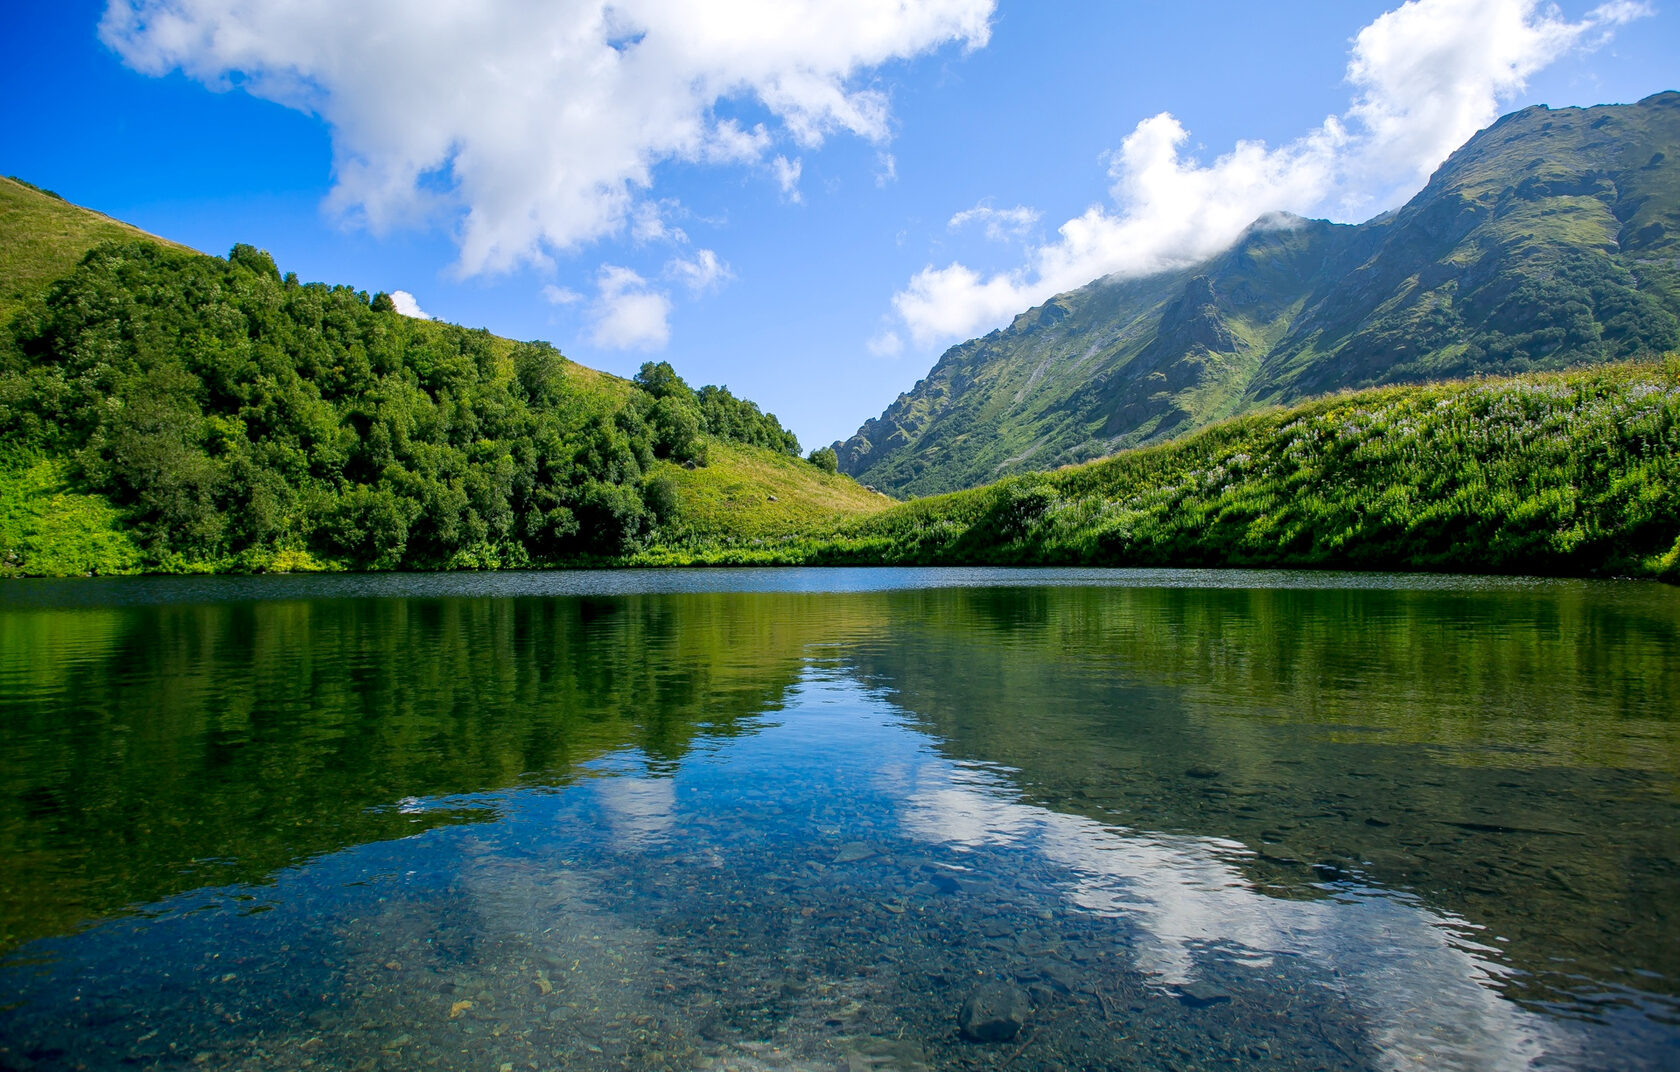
(1, 567), (1677, 1071)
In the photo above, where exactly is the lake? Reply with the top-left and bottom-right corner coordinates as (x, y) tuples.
(1, 567), (1677, 1071)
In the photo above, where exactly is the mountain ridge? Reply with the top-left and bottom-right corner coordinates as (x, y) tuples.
(836, 91), (1680, 497)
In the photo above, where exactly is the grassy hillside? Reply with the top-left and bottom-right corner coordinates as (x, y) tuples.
(0, 176), (197, 326)
(730, 360), (1680, 579)
(644, 440), (890, 542)
(5, 176), (1674, 580)
(0, 184), (884, 576)
(840, 92), (1680, 497)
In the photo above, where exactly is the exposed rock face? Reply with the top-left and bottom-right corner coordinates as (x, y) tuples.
(837, 92), (1680, 497)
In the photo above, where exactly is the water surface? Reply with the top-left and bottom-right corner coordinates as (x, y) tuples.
(2, 568), (1677, 1070)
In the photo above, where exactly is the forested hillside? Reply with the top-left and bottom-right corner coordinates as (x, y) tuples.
(0, 232), (820, 573)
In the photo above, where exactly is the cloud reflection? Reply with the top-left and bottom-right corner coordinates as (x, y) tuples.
(900, 763), (1569, 1072)
(593, 774), (678, 848)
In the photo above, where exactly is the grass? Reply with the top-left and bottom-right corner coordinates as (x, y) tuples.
(650, 440), (891, 540)
(803, 358), (1680, 578)
(0, 453), (144, 577)
(0, 176), (195, 327)
(5, 361), (1676, 579)
(6, 359), (1679, 579)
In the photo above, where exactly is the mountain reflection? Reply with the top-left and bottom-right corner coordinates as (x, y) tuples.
(2, 571), (1677, 1071)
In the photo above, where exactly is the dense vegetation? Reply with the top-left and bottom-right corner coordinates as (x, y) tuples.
(641, 361), (1680, 580)
(2, 174), (1677, 581)
(839, 92), (1680, 496)
(0, 239), (806, 571)
(1, 175), (195, 327)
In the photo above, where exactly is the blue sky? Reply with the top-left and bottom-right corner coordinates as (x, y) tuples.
(3, 1), (1676, 450)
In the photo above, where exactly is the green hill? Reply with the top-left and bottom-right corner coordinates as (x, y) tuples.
(0, 182), (879, 576)
(838, 92), (1680, 497)
(0, 176), (197, 326)
(817, 360), (1680, 579)
(4, 172), (1673, 580)
(644, 439), (889, 541)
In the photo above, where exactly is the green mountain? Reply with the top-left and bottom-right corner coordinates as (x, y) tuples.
(0, 177), (883, 576)
(837, 91), (1680, 496)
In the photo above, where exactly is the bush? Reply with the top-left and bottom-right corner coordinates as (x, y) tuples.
(808, 446), (838, 473)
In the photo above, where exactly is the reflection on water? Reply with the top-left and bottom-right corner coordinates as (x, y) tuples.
(1, 569), (1677, 1071)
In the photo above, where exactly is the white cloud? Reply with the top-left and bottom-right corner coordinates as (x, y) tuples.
(389, 290), (431, 319)
(771, 154), (804, 202)
(631, 201), (688, 244)
(875, 151), (898, 187)
(1336, 0), (1616, 212)
(665, 248), (732, 293)
(589, 265), (672, 350)
(889, 0), (1648, 348)
(102, 0), (995, 275)
(948, 202), (1041, 242)
(1590, 0), (1656, 22)
(867, 330), (904, 357)
(542, 284), (584, 305)
(703, 118), (773, 164)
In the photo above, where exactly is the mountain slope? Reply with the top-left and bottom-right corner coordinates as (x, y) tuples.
(0, 181), (882, 575)
(823, 359), (1680, 580)
(0, 175), (197, 326)
(839, 91), (1680, 497)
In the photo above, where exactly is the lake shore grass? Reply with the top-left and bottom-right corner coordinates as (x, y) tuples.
(6, 359), (1678, 580)
(633, 358), (1680, 582)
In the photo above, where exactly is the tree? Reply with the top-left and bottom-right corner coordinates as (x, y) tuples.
(634, 360), (695, 403)
(650, 395), (703, 462)
(808, 446), (838, 473)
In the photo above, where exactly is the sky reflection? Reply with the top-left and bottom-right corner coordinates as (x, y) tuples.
(896, 753), (1566, 1071)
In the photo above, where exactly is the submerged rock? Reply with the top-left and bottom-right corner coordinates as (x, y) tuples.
(958, 982), (1028, 1042)
(1175, 982), (1233, 1008)
(833, 842), (876, 864)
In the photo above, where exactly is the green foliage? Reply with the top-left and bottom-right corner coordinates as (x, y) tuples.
(807, 446), (838, 473)
(696, 383), (799, 455)
(0, 452), (144, 577)
(650, 394), (705, 463)
(0, 241), (802, 573)
(817, 361), (1680, 578)
(633, 359), (694, 402)
(636, 361), (801, 456)
(841, 94), (1680, 497)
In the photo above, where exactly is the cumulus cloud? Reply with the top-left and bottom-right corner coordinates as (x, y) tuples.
(771, 154), (804, 202)
(101, 0), (995, 275)
(542, 284), (584, 306)
(948, 202), (1041, 242)
(666, 248), (732, 293)
(631, 201), (688, 245)
(589, 266), (672, 350)
(867, 330), (904, 357)
(389, 290), (431, 319)
(888, 0), (1648, 348)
